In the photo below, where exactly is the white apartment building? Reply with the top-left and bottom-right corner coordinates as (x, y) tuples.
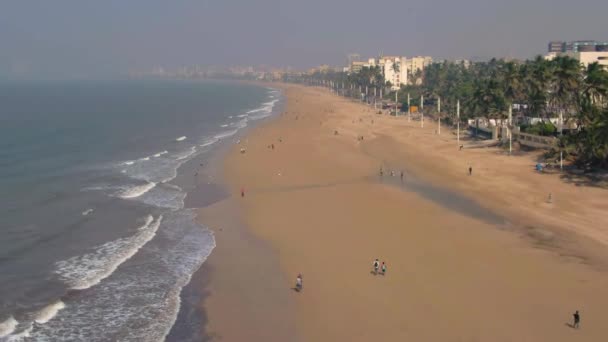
(377, 56), (408, 90)
(406, 56), (433, 75)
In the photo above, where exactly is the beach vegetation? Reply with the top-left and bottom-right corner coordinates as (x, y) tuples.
(286, 56), (608, 168)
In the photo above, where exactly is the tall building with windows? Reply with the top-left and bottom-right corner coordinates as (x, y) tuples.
(377, 56), (408, 90)
(548, 40), (608, 53)
(406, 56), (433, 74)
(548, 41), (564, 53)
(546, 40), (608, 69)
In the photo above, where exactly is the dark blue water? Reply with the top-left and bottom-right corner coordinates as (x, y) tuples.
(0, 80), (281, 341)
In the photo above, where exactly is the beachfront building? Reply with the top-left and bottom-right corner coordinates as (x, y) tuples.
(349, 61), (368, 73)
(377, 56), (408, 90)
(406, 56), (433, 74)
(405, 56), (433, 84)
(348, 58), (377, 73)
(548, 40), (608, 53)
(564, 51), (608, 69)
(545, 50), (608, 69)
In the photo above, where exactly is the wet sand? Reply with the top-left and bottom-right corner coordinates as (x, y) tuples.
(201, 84), (608, 341)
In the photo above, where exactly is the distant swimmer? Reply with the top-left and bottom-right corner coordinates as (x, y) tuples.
(373, 259), (380, 274)
(573, 310), (580, 329)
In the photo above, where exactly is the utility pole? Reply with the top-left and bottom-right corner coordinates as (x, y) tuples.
(437, 97), (441, 134)
(395, 91), (398, 116)
(438, 96), (441, 114)
(407, 93), (411, 122)
(421, 95), (424, 128)
(457, 99), (460, 147)
(508, 105), (513, 155)
(374, 87), (377, 110)
(559, 110), (564, 171)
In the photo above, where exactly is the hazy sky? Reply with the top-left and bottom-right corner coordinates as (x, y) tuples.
(1, 0), (607, 79)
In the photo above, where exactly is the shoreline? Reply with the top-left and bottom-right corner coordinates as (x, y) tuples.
(202, 83), (608, 341)
(167, 83), (293, 341)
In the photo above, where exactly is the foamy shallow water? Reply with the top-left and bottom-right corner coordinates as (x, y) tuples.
(0, 81), (282, 341)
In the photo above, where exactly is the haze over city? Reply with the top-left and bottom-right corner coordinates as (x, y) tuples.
(1, 0), (607, 79)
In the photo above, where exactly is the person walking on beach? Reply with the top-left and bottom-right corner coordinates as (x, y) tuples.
(381, 262), (387, 275)
(373, 259), (380, 274)
(241, 187), (245, 198)
(468, 166), (473, 176)
(400, 171), (404, 182)
(295, 273), (303, 291)
(573, 310), (580, 329)
(379, 167), (383, 177)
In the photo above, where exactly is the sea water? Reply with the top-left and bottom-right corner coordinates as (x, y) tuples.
(0, 80), (281, 341)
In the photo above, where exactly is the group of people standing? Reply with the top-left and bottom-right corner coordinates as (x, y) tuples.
(372, 259), (387, 276)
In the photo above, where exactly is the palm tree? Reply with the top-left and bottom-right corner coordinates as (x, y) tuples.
(549, 56), (581, 125)
(583, 62), (608, 107)
(392, 62), (400, 74)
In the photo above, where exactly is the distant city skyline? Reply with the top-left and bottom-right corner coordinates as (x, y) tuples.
(1, 0), (607, 79)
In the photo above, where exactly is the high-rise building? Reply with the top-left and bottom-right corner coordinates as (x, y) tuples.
(548, 40), (608, 53)
(548, 41), (564, 53)
(545, 40), (608, 69)
(405, 56), (433, 84)
(377, 56), (408, 90)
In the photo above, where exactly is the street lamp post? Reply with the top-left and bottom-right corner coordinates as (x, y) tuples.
(421, 95), (424, 128)
(437, 97), (441, 135)
(457, 100), (460, 147)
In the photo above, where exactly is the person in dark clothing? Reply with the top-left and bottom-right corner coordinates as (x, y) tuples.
(468, 166), (473, 176)
(573, 310), (580, 329)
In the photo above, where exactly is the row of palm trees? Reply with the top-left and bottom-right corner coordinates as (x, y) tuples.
(283, 56), (608, 168)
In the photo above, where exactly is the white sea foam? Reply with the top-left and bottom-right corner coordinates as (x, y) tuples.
(214, 129), (238, 140)
(54, 215), (162, 290)
(245, 98), (279, 121)
(5, 324), (32, 341)
(0, 316), (18, 337)
(200, 138), (219, 148)
(220, 124), (229, 127)
(153, 151), (168, 158)
(139, 184), (186, 210)
(82, 208), (94, 216)
(34, 301), (66, 324)
(175, 136), (187, 142)
(231, 118), (248, 129)
(29, 210), (215, 341)
(175, 146), (197, 161)
(123, 161), (135, 166)
(140, 157), (150, 161)
(118, 181), (156, 199)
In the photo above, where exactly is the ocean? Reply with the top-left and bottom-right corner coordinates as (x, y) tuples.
(0, 80), (280, 341)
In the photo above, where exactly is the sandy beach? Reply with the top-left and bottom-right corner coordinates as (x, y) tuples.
(198, 84), (608, 341)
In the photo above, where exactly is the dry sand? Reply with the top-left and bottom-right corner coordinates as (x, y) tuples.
(199, 84), (608, 341)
